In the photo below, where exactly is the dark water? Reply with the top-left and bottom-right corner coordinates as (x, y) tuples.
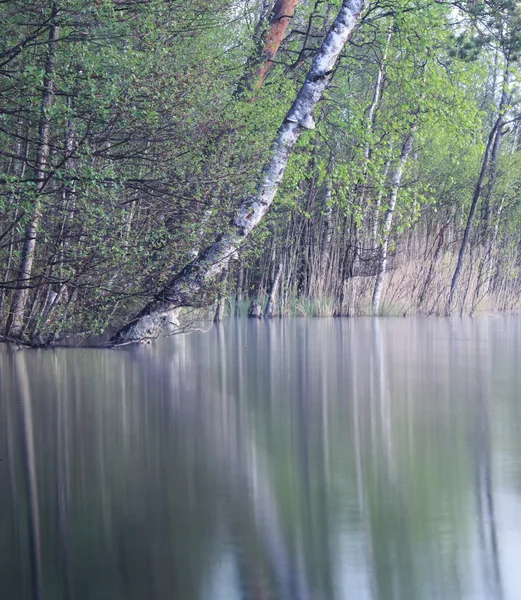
(1, 317), (521, 600)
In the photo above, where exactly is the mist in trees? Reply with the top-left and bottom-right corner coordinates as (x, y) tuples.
(1, 0), (520, 345)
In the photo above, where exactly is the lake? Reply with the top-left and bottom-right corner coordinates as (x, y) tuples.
(1, 317), (521, 600)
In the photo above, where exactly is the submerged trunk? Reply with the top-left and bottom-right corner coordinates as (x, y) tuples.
(5, 15), (59, 338)
(113, 0), (366, 344)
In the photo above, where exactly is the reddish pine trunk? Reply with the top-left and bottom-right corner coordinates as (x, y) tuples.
(253, 0), (299, 90)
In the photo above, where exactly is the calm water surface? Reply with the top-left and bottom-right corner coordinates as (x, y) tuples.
(1, 317), (521, 600)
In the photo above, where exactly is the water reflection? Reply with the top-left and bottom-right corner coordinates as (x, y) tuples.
(1, 317), (521, 599)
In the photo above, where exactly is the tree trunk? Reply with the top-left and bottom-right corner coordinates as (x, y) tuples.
(214, 298), (226, 322)
(472, 117), (518, 311)
(237, 0), (299, 95)
(372, 130), (415, 315)
(5, 13), (59, 338)
(236, 265), (245, 316)
(248, 300), (264, 319)
(36, 104), (77, 335)
(112, 0), (366, 344)
(363, 25), (392, 174)
(266, 262), (283, 317)
(418, 214), (453, 310)
(0, 132), (28, 325)
(318, 182), (333, 294)
(447, 62), (511, 314)
(372, 157), (392, 247)
(446, 121), (500, 314)
(348, 27), (392, 284)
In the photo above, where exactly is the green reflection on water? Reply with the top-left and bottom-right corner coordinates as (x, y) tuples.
(1, 316), (520, 599)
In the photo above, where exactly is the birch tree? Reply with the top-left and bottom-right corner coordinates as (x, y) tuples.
(447, 0), (521, 313)
(5, 7), (59, 337)
(112, 0), (367, 344)
(447, 62), (512, 313)
(371, 129), (416, 315)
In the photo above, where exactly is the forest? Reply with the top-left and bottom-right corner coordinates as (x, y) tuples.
(0, 0), (520, 346)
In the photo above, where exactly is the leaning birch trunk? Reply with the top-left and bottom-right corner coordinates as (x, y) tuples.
(112, 0), (366, 345)
(5, 15), (59, 338)
(371, 130), (415, 316)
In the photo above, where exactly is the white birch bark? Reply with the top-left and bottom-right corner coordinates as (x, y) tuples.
(113, 0), (366, 344)
(371, 130), (415, 316)
(372, 156), (392, 246)
(363, 25), (392, 172)
(266, 261), (283, 317)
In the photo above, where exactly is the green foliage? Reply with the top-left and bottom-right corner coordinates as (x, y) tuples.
(1, 0), (521, 340)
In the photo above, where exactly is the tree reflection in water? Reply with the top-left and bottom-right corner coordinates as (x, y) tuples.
(0, 317), (520, 599)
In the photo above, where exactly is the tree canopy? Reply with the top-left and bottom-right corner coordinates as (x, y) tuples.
(0, 0), (520, 344)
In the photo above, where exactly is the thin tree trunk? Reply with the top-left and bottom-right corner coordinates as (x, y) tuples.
(363, 25), (392, 175)
(236, 265), (245, 316)
(372, 156), (392, 247)
(5, 13), (59, 337)
(472, 120), (518, 310)
(318, 182), (333, 294)
(447, 62), (511, 314)
(214, 298), (225, 322)
(348, 29), (392, 285)
(447, 122), (500, 314)
(113, 0), (366, 344)
(418, 214), (453, 309)
(372, 130), (415, 315)
(266, 262), (283, 317)
(0, 132), (28, 324)
(37, 105), (77, 334)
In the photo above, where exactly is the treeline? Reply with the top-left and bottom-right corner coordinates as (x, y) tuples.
(0, 0), (520, 345)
